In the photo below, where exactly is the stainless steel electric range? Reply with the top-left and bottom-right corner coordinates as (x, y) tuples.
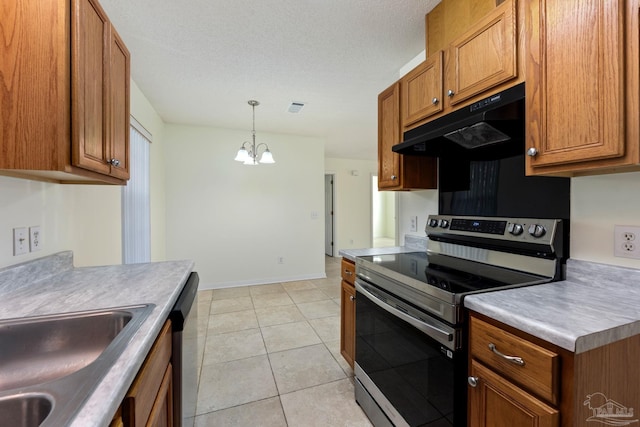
(353, 214), (566, 427)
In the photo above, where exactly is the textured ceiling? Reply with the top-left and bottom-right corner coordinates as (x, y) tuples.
(99, 0), (440, 160)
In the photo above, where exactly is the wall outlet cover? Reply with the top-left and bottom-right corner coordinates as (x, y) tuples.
(29, 226), (42, 252)
(614, 225), (640, 259)
(410, 216), (418, 232)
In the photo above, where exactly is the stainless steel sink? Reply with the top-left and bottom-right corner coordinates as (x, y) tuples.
(0, 393), (53, 427)
(1, 309), (135, 390)
(0, 304), (155, 426)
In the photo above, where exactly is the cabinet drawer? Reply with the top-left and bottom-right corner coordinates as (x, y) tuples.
(341, 258), (355, 285)
(470, 316), (559, 405)
(123, 320), (172, 426)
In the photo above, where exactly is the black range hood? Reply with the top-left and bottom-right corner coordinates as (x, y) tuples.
(393, 82), (525, 159)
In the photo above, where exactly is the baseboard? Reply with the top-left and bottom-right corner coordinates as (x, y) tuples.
(197, 272), (329, 290)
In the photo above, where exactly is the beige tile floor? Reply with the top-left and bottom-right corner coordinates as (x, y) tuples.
(194, 256), (373, 426)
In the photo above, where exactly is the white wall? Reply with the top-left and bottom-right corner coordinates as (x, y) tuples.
(0, 80), (166, 269)
(571, 172), (640, 268)
(163, 124), (325, 289)
(0, 172), (122, 268)
(325, 158), (378, 253)
(372, 183), (396, 239)
(397, 190), (439, 242)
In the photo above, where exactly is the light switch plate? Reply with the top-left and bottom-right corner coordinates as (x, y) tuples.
(13, 227), (29, 255)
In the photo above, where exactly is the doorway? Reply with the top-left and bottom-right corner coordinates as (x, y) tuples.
(324, 174), (335, 256)
(371, 175), (397, 247)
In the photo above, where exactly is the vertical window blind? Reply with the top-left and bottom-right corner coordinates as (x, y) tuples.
(122, 117), (151, 264)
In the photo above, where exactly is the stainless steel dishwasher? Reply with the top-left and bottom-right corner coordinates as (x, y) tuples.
(170, 271), (199, 427)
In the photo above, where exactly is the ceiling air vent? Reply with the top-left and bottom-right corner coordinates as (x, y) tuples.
(287, 102), (305, 113)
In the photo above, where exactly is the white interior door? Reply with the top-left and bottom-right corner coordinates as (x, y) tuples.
(324, 174), (334, 256)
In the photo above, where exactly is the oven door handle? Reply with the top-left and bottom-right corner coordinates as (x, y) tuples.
(355, 281), (454, 343)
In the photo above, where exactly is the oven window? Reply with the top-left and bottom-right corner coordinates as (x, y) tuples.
(356, 288), (466, 427)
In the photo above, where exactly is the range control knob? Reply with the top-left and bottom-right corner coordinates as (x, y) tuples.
(507, 223), (524, 236)
(439, 219), (450, 229)
(428, 218), (439, 228)
(528, 224), (546, 238)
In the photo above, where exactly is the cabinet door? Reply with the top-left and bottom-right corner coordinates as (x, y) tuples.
(72, 0), (111, 175)
(444, 0), (517, 106)
(378, 83), (437, 190)
(378, 82), (402, 189)
(109, 27), (130, 180)
(0, 0), (70, 172)
(401, 51), (443, 129)
(146, 363), (173, 427)
(123, 321), (172, 427)
(340, 280), (355, 368)
(469, 360), (558, 427)
(525, 0), (625, 171)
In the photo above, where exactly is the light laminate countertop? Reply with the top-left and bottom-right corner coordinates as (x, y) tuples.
(465, 258), (640, 353)
(0, 251), (194, 427)
(339, 235), (428, 262)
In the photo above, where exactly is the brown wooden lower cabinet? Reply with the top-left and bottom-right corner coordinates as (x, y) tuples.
(340, 258), (356, 368)
(121, 320), (173, 427)
(468, 360), (558, 427)
(340, 280), (355, 367)
(145, 363), (173, 427)
(110, 407), (124, 427)
(469, 311), (640, 427)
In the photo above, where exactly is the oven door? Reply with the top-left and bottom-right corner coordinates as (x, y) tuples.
(354, 279), (466, 427)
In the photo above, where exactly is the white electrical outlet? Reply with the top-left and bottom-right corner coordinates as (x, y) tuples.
(410, 216), (418, 232)
(29, 226), (42, 252)
(614, 225), (640, 259)
(13, 227), (29, 256)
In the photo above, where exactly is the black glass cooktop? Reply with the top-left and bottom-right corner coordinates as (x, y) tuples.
(358, 252), (547, 295)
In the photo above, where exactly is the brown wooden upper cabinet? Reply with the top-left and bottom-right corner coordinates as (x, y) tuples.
(400, 51), (444, 129)
(524, 0), (640, 176)
(444, 0), (517, 107)
(402, 0), (519, 131)
(0, 0), (130, 184)
(378, 82), (437, 190)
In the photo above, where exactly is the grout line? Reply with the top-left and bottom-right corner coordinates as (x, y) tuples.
(195, 261), (348, 425)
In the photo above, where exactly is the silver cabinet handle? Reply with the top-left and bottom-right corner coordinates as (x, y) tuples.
(108, 158), (121, 167)
(527, 147), (538, 157)
(447, 89), (455, 97)
(391, 175), (397, 180)
(468, 376), (479, 387)
(488, 343), (525, 366)
(349, 295), (355, 302)
(432, 97), (439, 105)
(344, 269), (353, 275)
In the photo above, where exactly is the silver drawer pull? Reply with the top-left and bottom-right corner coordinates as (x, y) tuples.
(488, 343), (525, 366)
(344, 269), (353, 275)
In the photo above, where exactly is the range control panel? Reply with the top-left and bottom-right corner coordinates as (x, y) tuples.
(425, 215), (561, 245)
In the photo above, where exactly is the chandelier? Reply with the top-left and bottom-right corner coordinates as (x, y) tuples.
(234, 100), (275, 165)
